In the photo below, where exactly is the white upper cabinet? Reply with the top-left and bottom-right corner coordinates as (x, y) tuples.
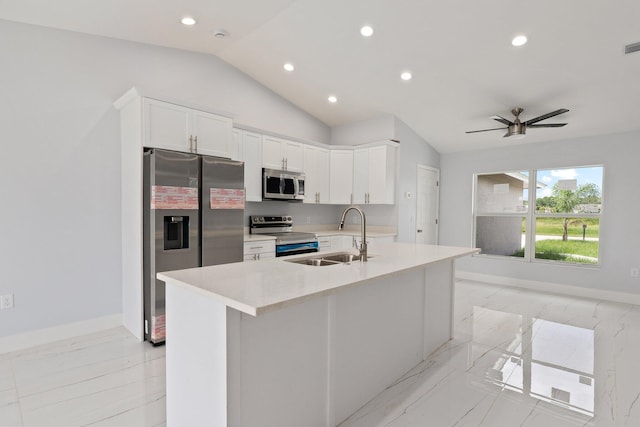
(367, 145), (396, 204)
(143, 99), (191, 153)
(351, 144), (397, 205)
(262, 136), (304, 172)
(191, 110), (233, 158)
(329, 150), (354, 204)
(352, 148), (369, 204)
(143, 98), (232, 158)
(303, 145), (330, 204)
(232, 129), (263, 202)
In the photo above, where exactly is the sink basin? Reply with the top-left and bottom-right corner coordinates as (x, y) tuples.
(322, 253), (372, 262)
(285, 252), (373, 266)
(290, 258), (341, 266)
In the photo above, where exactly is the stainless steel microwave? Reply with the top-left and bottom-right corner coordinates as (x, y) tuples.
(262, 168), (305, 201)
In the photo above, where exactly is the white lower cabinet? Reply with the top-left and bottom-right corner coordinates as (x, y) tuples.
(317, 235), (357, 251)
(244, 240), (275, 261)
(318, 236), (332, 251)
(354, 235), (395, 251)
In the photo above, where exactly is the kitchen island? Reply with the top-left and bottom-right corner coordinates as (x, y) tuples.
(158, 242), (477, 427)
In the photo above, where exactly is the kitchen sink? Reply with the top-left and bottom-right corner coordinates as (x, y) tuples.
(322, 253), (371, 262)
(285, 252), (374, 266)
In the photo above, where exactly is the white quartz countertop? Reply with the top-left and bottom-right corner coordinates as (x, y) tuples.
(243, 234), (277, 242)
(158, 242), (478, 317)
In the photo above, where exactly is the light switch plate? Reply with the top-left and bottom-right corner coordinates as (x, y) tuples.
(1, 293), (14, 309)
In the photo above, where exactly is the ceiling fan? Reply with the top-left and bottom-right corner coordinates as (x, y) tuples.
(466, 107), (569, 138)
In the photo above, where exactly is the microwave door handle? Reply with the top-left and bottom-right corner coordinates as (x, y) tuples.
(294, 177), (299, 198)
(279, 176), (285, 195)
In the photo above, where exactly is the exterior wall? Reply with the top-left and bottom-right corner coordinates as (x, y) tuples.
(474, 174), (525, 256)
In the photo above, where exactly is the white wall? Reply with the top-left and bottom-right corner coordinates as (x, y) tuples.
(0, 20), (330, 338)
(394, 118), (441, 243)
(331, 115), (395, 146)
(440, 131), (640, 295)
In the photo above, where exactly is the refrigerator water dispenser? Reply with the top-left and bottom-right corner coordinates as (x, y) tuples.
(164, 216), (189, 250)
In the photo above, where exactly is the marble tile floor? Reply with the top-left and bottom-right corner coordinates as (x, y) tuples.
(3, 279), (640, 426)
(0, 327), (166, 427)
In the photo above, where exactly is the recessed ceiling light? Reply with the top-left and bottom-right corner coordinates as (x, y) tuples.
(360, 26), (374, 37)
(512, 35), (527, 46)
(181, 17), (196, 26)
(283, 63), (295, 72)
(328, 95), (338, 103)
(400, 72), (412, 81)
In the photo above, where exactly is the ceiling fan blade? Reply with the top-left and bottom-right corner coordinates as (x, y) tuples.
(527, 123), (567, 128)
(490, 115), (514, 126)
(466, 127), (508, 134)
(524, 108), (569, 125)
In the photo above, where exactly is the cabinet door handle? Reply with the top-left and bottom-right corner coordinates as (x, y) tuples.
(350, 193), (353, 204)
(285, 158), (288, 170)
(417, 229), (423, 233)
(189, 135), (193, 152)
(194, 135), (198, 152)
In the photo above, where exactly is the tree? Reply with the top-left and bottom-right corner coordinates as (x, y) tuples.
(536, 196), (556, 212)
(551, 183), (601, 240)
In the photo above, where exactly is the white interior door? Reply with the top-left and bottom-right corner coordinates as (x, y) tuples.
(416, 165), (439, 244)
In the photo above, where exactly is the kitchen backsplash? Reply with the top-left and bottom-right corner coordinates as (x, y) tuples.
(245, 202), (397, 228)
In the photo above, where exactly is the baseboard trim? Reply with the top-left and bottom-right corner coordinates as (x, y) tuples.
(0, 313), (123, 355)
(456, 271), (640, 306)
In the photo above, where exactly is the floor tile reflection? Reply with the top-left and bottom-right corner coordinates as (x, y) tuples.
(341, 280), (640, 427)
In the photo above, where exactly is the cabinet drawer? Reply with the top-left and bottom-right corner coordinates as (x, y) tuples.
(244, 241), (275, 254)
(318, 236), (332, 249)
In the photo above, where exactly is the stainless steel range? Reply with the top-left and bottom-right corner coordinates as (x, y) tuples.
(250, 215), (319, 257)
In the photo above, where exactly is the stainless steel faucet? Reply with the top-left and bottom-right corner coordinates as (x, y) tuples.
(339, 206), (367, 261)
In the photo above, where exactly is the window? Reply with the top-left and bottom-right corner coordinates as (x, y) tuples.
(473, 166), (603, 265)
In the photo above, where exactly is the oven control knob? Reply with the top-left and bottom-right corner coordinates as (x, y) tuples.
(287, 216), (292, 221)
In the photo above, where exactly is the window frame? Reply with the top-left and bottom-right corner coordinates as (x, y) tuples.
(472, 165), (604, 267)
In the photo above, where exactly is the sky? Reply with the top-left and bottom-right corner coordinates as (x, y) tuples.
(535, 166), (603, 198)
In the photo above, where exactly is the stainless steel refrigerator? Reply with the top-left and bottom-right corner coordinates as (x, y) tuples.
(143, 148), (244, 344)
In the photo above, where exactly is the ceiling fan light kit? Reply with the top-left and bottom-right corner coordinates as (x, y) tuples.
(466, 107), (569, 138)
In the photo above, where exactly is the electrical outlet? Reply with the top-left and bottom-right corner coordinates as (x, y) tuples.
(631, 268), (639, 278)
(0, 293), (14, 309)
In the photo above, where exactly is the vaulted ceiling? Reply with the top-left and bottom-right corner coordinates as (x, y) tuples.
(1, 0), (639, 152)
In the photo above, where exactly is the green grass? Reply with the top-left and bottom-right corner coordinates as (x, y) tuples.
(521, 217), (600, 238)
(512, 239), (599, 264)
